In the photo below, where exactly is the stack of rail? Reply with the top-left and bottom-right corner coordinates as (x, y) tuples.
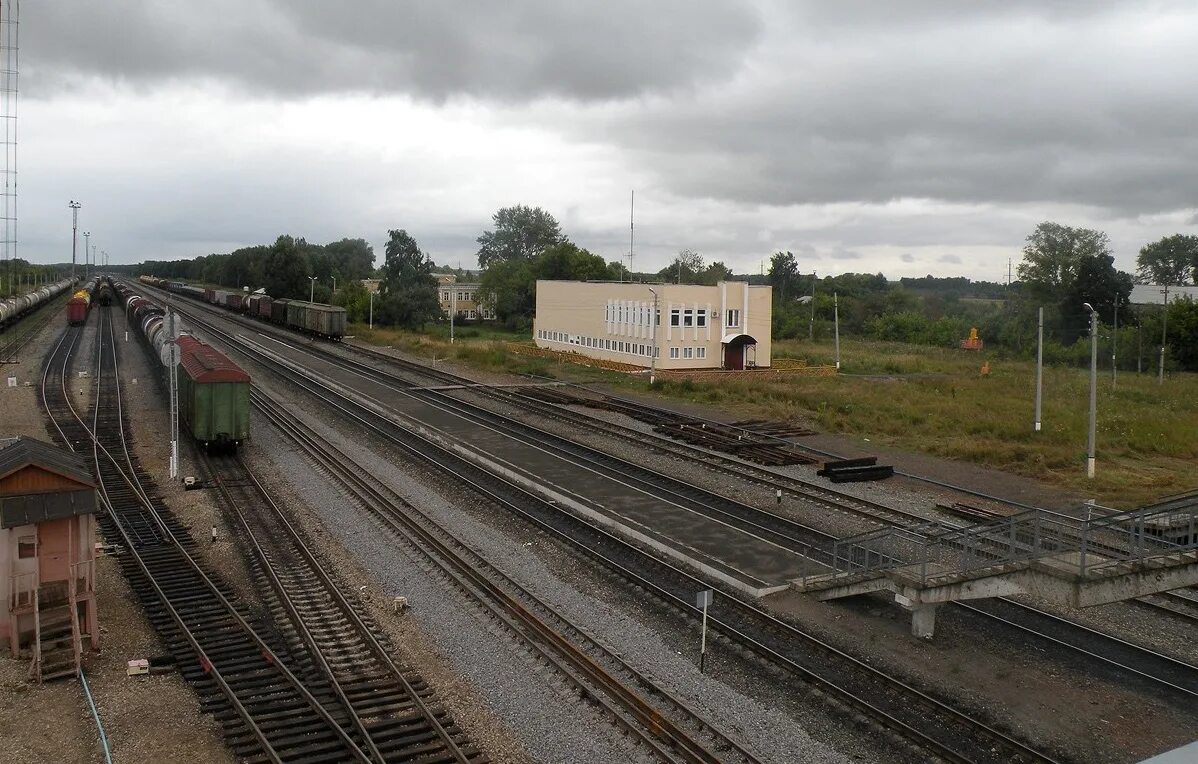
(521, 386), (815, 466)
(817, 457), (894, 483)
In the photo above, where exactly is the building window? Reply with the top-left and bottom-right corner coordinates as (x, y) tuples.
(683, 347), (694, 359)
(638, 344), (645, 355)
(441, 291), (449, 301)
(696, 312), (707, 328)
(18, 536), (35, 559)
(697, 347), (706, 359)
(670, 308), (680, 327)
(727, 309), (740, 327)
(669, 347), (680, 359)
(655, 309), (661, 326)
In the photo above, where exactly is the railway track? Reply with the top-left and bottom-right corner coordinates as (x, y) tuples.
(1, 291), (70, 364)
(159, 300), (1062, 764)
(194, 314), (1198, 697)
(201, 452), (480, 763)
(40, 306), (477, 763)
(251, 388), (763, 764)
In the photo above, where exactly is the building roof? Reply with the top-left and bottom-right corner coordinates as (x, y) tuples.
(176, 334), (251, 384)
(1130, 284), (1198, 305)
(0, 437), (96, 488)
(0, 437), (98, 528)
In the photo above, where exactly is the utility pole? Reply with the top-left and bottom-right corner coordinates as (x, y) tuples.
(309, 276), (316, 304)
(628, 190), (634, 282)
(808, 271), (816, 341)
(368, 289), (374, 330)
(833, 292), (841, 370)
(83, 231), (90, 279)
(1111, 299), (1118, 389)
(1084, 303), (1098, 479)
(450, 287), (456, 344)
(69, 201), (80, 280)
(90, 244), (96, 279)
(648, 287), (658, 384)
(1034, 306), (1043, 432)
(1159, 284), (1169, 384)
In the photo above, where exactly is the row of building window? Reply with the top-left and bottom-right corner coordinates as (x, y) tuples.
(669, 307), (709, 328)
(441, 290), (476, 302)
(538, 329), (708, 360)
(605, 302), (659, 326)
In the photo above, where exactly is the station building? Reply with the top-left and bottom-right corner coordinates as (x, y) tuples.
(435, 273), (494, 321)
(533, 280), (772, 370)
(0, 437), (99, 681)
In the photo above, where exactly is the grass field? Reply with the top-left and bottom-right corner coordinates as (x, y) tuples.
(350, 323), (1198, 507)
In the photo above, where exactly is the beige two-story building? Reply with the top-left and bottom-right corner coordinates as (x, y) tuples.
(435, 273), (494, 321)
(533, 280), (772, 370)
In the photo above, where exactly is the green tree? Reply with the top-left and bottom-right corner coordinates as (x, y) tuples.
(698, 261), (733, 285)
(479, 257), (536, 328)
(768, 251), (800, 301)
(476, 205), (566, 268)
(1017, 222), (1113, 303)
(658, 249), (704, 283)
(324, 238), (376, 281)
(1137, 234), (1198, 285)
(379, 229), (440, 328)
(263, 235), (310, 300)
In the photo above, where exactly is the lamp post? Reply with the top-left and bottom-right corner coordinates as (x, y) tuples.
(69, 201), (81, 280)
(368, 289), (374, 329)
(309, 276), (317, 303)
(833, 292), (841, 370)
(1084, 302), (1098, 479)
(648, 287), (658, 385)
(450, 287), (456, 344)
(83, 231), (91, 278)
(91, 245), (97, 279)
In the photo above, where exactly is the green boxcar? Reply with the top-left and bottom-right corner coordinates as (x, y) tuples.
(285, 299), (346, 339)
(175, 334), (251, 451)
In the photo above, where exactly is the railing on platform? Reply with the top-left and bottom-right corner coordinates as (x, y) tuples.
(821, 503), (1198, 587)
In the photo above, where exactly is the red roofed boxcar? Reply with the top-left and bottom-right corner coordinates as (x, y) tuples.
(174, 334), (251, 452)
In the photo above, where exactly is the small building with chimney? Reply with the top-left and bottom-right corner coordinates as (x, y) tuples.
(1, 437), (99, 682)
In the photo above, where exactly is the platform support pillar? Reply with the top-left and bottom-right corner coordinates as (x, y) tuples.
(909, 603), (938, 639)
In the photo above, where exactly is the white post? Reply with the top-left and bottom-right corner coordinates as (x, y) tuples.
(1034, 306), (1043, 432)
(833, 292), (840, 370)
(648, 287), (658, 384)
(309, 276), (315, 304)
(808, 271), (816, 341)
(1112, 299), (1118, 389)
(699, 600), (708, 673)
(369, 291), (374, 329)
(1159, 284), (1169, 384)
(450, 288), (456, 344)
(1086, 306), (1098, 479)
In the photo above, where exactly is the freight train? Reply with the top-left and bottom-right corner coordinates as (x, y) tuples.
(0, 277), (76, 329)
(66, 278), (102, 326)
(136, 275), (347, 340)
(116, 281), (251, 452)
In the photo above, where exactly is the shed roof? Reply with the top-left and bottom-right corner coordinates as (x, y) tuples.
(0, 437), (98, 528)
(176, 334), (251, 384)
(0, 437), (95, 488)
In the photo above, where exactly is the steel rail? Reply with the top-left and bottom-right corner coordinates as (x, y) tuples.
(202, 450), (472, 764)
(252, 386), (762, 764)
(45, 310), (372, 763)
(163, 302), (1054, 764)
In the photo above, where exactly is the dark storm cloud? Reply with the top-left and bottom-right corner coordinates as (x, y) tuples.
(23, 1), (761, 101)
(585, 2), (1198, 216)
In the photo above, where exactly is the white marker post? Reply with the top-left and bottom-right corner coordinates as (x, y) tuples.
(696, 588), (713, 673)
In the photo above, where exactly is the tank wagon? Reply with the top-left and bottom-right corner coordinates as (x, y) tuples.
(66, 278), (100, 326)
(96, 279), (114, 307)
(139, 275), (348, 340)
(0, 277), (76, 329)
(116, 280), (252, 452)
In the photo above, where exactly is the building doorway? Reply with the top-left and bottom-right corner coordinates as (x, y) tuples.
(721, 334), (757, 370)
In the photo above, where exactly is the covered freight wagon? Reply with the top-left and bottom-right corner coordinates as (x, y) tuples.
(174, 334), (251, 452)
(270, 298), (291, 325)
(286, 300), (346, 339)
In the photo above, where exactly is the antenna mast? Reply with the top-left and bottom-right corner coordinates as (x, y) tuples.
(628, 189), (634, 282)
(0, 0), (18, 297)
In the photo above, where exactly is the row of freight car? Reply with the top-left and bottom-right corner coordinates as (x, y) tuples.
(116, 280), (251, 452)
(136, 275), (347, 339)
(0, 277), (77, 329)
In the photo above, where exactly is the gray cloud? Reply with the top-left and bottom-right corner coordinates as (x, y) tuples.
(938, 254), (963, 264)
(24, 1), (761, 101)
(899, 253), (915, 263)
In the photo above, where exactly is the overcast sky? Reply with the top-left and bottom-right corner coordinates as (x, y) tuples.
(12, 1), (1198, 280)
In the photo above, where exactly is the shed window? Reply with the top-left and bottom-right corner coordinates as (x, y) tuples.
(18, 536), (35, 559)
